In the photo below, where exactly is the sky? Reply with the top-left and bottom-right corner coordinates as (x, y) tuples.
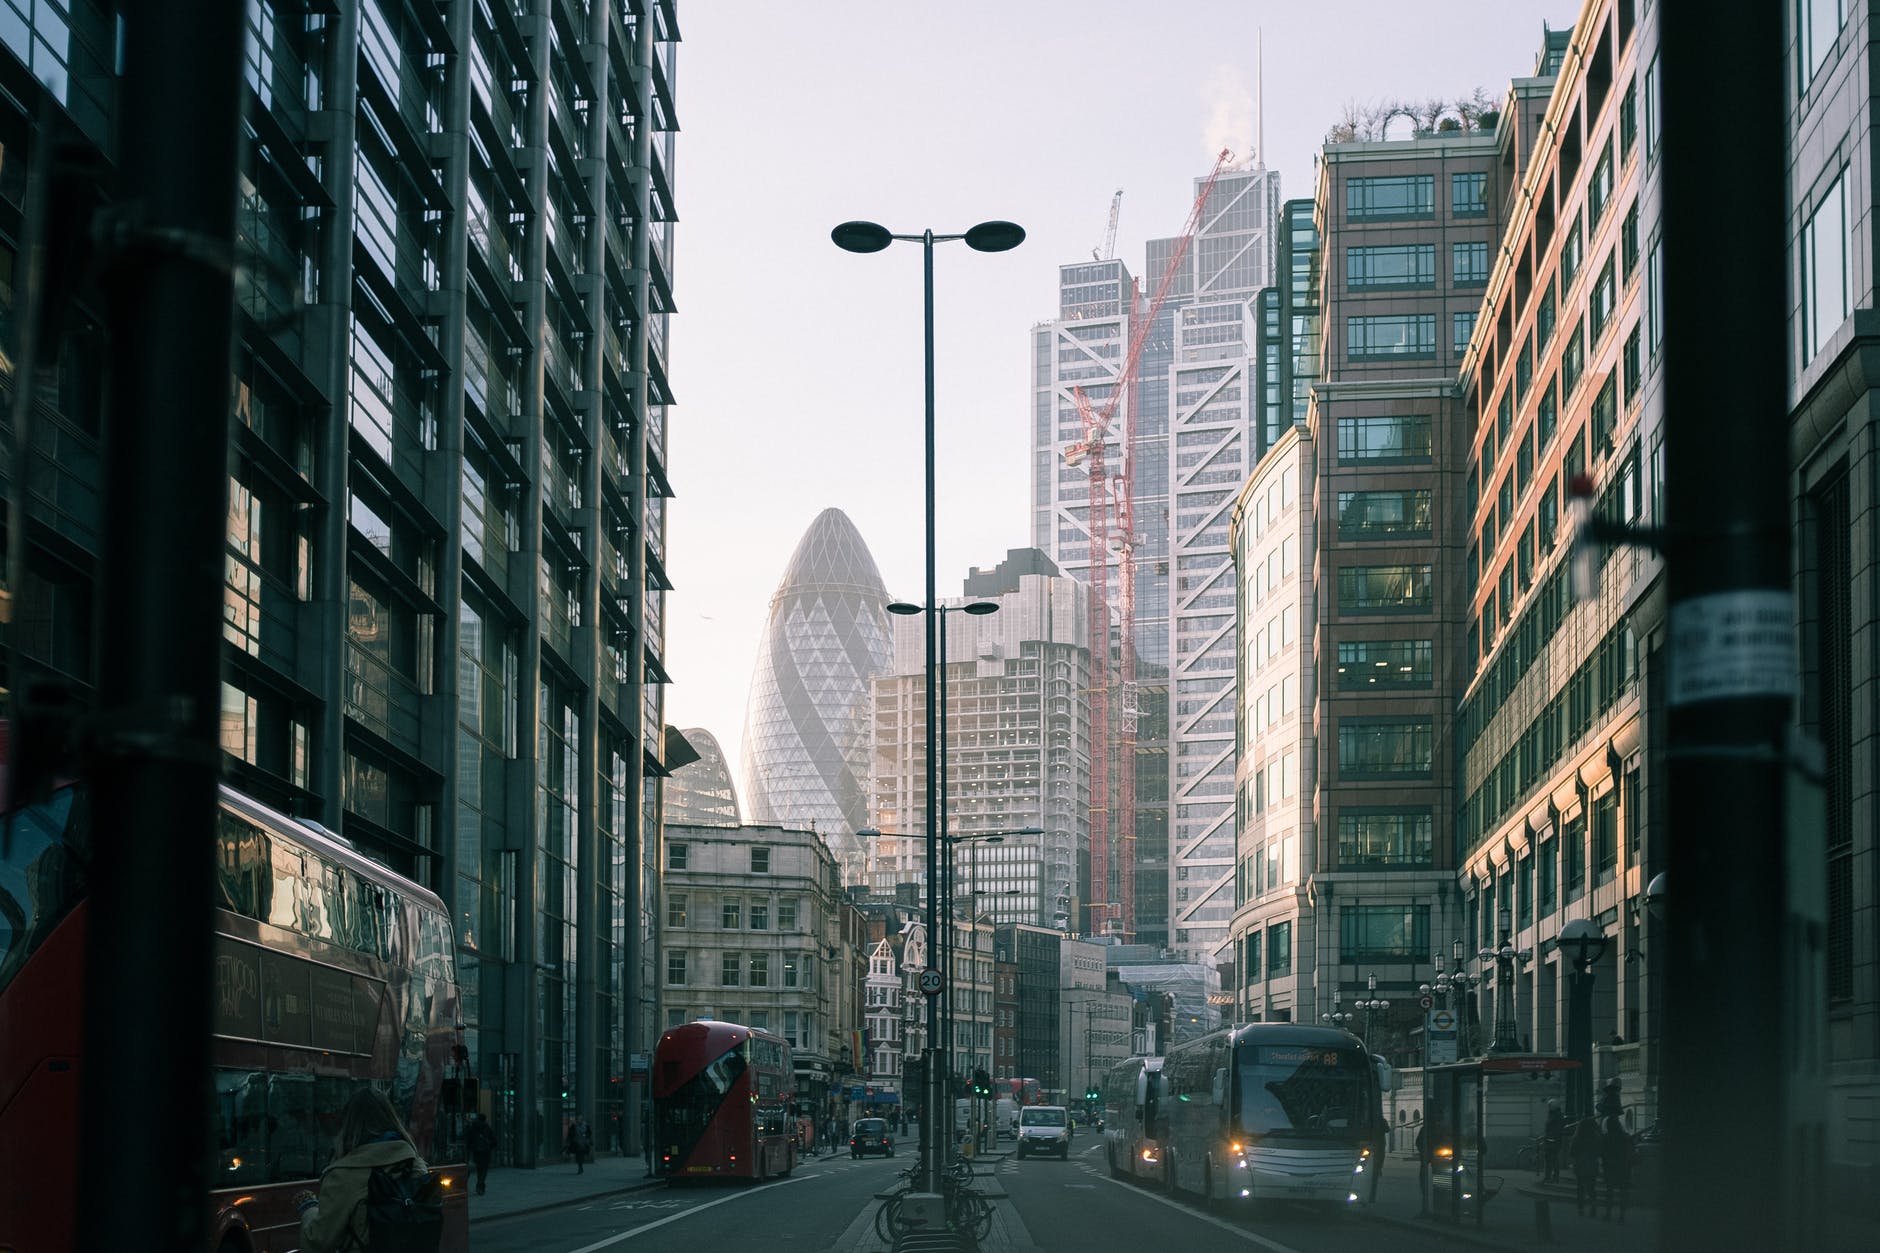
(664, 0), (1570, 782)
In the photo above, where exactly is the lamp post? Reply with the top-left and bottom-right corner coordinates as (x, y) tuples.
(1435, 940), (1481, 1058)
(1321, 989), (1354, 1031)
(1482, 908), (1531, 1053)
(835, 216), (1023, 1195)
(1356, 972), (1391, 1055)
(1558, 917), (1608, 1120)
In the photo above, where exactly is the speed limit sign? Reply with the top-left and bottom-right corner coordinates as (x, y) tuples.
(918, 967), (943, 996)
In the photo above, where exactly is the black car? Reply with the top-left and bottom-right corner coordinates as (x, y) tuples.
(851, 1116), (895, 1158)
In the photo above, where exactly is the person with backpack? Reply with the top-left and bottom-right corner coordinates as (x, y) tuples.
(293, 1088), (441, 1253)
(566, 1115), (593, 1174)
(465, 1112), (496, 1196)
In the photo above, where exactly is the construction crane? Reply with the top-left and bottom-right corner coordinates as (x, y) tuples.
(1091, 189), (1123, 261)
(1065, 149), (1232, 940)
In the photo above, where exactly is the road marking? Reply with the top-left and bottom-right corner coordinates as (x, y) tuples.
(1093, 1175), (1309, 1253)
(567, 1175), (811, 1251)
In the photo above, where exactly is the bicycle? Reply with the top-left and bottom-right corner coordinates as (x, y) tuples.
(1514, 1136), (1542, 1173)
(873, 1160), (995, 1245)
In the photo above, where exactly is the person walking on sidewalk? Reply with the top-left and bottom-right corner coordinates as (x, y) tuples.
(1542, 1101), (1567, 1181)
(1569, 1116), (1602, 1215)
(1600, 1115), (1634, 1222)
(466, 1112), (495, 1196)
(566, 1115), (593, 1174)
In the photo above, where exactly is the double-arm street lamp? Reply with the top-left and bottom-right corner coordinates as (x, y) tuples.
(1432, 940), (1481, 1058)
(1321, 990), (1354, 1030)
(1558, 917), (1608, 1120)
(833, 216), (1024, 1197)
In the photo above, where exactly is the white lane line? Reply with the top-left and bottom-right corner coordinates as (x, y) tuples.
(1092, 1175), (1309, 1253)
(567, 1174), (811, 1252)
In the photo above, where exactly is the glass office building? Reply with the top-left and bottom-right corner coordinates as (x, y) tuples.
(0, 0), (681, 1166)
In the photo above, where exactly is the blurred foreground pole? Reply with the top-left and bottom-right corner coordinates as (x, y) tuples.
(1659, 2), (1822, 1250)
(76, 1), (244, 1249)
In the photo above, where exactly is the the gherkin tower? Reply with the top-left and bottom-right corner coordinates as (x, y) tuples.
(741, 509), (891, 878)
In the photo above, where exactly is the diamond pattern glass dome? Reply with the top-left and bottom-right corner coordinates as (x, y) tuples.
(665, 728), (741, 826)
(741, 508), (891, 873)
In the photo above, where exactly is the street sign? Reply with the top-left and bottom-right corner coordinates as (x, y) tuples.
(1426, 1008), (1459, 1065)
(1419, 995), (1434, 1010)
(918, 967), (943, 996)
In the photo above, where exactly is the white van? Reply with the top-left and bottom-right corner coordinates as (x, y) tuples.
(1016, 1105), (1072, 1160)
(995, 1097), (1018, 1140)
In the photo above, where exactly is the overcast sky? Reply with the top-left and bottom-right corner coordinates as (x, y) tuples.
(664, 0), (1570, 785)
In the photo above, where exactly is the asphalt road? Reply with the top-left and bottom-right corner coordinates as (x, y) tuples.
(473, 1138), (1493, 1253)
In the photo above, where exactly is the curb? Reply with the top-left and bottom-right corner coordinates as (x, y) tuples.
(1360, 1211), (1523, 1252)
(469, 1174), (666, 1225)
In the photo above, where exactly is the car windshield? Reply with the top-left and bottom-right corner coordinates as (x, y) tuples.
(857, 1119), (885, 1133)
(1236, 1044), (1371, 1139)
(1021, 1109), (1066, 1126)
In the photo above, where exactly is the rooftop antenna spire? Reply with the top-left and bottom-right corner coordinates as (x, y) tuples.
(1256, 28), (1265, 167)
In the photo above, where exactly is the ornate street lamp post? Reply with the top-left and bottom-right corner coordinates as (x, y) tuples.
(1355, 973), (1391, 1054)
(1482, 907), (1531, 1053)
(1559, 917), (1608, 1119)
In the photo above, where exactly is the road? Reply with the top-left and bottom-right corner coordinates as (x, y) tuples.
(472, 1139), (1509, 1253)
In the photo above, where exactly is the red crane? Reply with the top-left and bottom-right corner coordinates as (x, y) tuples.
(1065, 149), (1232, 938)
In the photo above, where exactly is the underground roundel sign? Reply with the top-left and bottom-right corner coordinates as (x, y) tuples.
(918, 967), (944, 996)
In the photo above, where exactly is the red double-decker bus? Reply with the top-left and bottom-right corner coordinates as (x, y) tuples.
(653, 1020), (796, 1182)
(0, 770), (468, 1251)
(999, 1076), (1044, 1105)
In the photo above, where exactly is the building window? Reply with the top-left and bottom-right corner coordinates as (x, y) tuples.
(1452, 171), (1488, 217)
(667, 843), (687, 870)
(1562, 318), (1585, 397)
(1515, 335), (1534, 400)
(1337, 414), (1432, 462)
(1538, 839), (1557, 915)
(1593, 375), (1619, 454)
(750, 954), (769, 987)
(667, 952), (687, 985)
(751, 846), (770, 873)
(1647, 237), (1664, 355)
(722, 899), (741, 929)
(1453, 310), (1477, 355)
(1337, 639), (1433, 689)
(1346, 174), (1434, 221)
(1537, 280), (1557, 346)
(668, 895), (687, 928)
(748, 1011), (769, 1032)
(1267, 921), (1292, 976)
(1246, 931), (1263, 983)
(1593, 789), (1619, 884)
(750, 901), (769, 930)
(1563, 812), (1587, 900)
(1644, 52), (1661, 159)
(1337, 811), (1434, 868)
(1588, 140), (1615, 227)
(783, 957), (799, 987)
(1452, 240), (1490, 286)
(1340, 904), (1431, 962)
(1590, 257), (1617, 342)
(721, 953), (741, 986)
(1336, 564), (1434, 613)
(1337, 719), (1434, 776)
(1799, 0), (1845, 95)
(1618, 78), (1637, 158)
(1560, 214), (1584, 291)
(1802, 171), (1850, 362)
(778, 898), (799, 930)
(1621, 202), (1640, 280)
(1348, 313), (1437, 359)
(1337, 490), (1432, 539)
(1537, 376), (1558, 448)
(1348, 243), (1436, 289)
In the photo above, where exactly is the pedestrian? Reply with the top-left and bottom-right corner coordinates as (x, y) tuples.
(466, 1112), (495, 1196)
(566, 1114), (593, 1174)
(1569, 1116), (1602, 1216)
(292, 1088), (435, 1253)
(1597, 1076), (1624, 1121)
(1600, 1115), (1634, 1221)
(1542, 1101), (1567, 1182)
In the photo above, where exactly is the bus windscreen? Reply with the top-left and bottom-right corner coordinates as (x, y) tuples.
(1237, 1044), (1371, 1138)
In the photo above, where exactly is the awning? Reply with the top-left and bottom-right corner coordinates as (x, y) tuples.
(866, 1092), (902, 1104)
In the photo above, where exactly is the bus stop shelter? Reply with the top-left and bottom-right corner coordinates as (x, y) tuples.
(1423, 1056), (1581, 1224)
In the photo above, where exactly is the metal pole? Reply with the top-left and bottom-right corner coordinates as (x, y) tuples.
(920, 229), (942, 1195)
(77, 1), (244, 1248)
(1659, 3), (1802, 1249)
(938, 605), (953, 1162)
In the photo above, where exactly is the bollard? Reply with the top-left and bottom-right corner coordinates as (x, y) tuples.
(1534, 1196), (1553, 1243)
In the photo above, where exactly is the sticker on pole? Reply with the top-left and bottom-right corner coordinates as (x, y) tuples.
(918, 967), (943, 996)
(1670, 590), (1797, 707)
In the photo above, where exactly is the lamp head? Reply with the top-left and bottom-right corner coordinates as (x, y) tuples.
(963, 600), (1000, 616)
(887, 602), (922, 616)
(832, 220), (893, 253)
(964, 220), (1026, 252)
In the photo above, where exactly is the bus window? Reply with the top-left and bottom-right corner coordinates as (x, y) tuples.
(0, 787), (83, 994)
(214, 1070), (271, 1186)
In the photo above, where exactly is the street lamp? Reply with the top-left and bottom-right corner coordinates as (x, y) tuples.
(1482, 907), (1531, 1053)
(1558, 917), (1608, 1119)
(1355, 972), (1391, 1054)
(1435, 940), (1481, 1058)
(836, 216), (1023, 1197)
(1321, 988), (1354, 1030)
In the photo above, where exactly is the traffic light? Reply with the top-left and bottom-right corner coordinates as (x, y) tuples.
(1085, 1086), (1100, 1103)
(972, 1069), (992, 1098)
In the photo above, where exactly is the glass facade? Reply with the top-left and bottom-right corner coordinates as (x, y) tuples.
(740, 508), (892, 880)
(666, 728), (742, 827)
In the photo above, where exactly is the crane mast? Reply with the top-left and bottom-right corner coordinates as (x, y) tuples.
(1065, 150), (1231, 938)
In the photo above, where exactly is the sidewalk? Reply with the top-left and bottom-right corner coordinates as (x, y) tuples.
(467, 1155), (663, 1224)
(1359, 1149), (1658, 1253)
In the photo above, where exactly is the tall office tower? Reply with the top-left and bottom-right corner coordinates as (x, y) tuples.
(741, 508), (892, 880)
(665, 728), (742, 826)
(0, 3), (681, 1165)
(1031, 159), (1280, 957)
(867, 550), (1090, 928)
